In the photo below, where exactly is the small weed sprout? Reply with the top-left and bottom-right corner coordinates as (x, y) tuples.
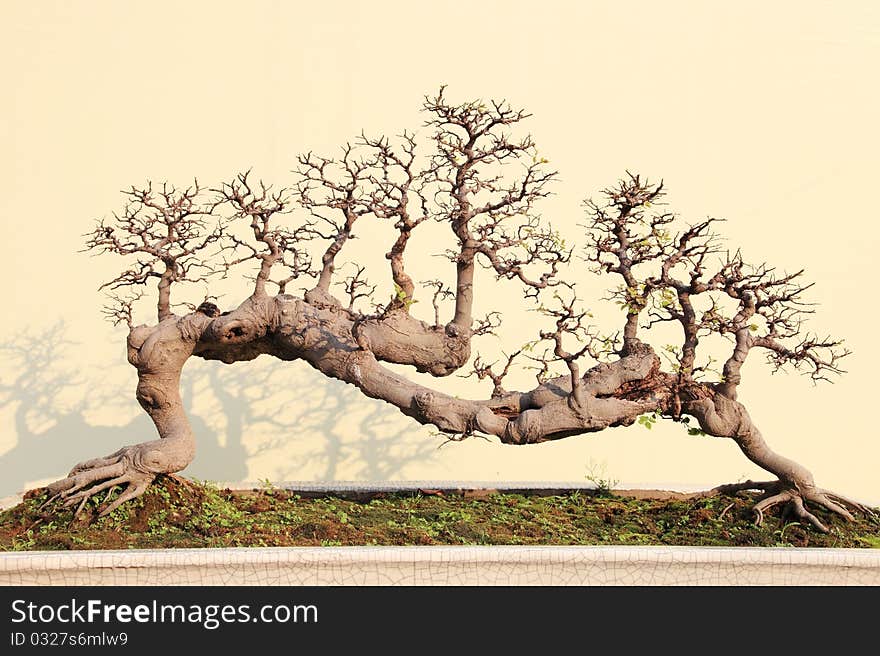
(585, 460), (619, 496)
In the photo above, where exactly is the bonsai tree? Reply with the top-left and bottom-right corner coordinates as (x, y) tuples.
(46, 88), (868, 532)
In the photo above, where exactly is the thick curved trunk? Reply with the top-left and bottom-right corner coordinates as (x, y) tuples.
(47, 292), (862, 530)
(46, 312), (212, 515)
(201, 294), (668, 443)
(683, 392), (815, 488)
(680, 387), (865, 531)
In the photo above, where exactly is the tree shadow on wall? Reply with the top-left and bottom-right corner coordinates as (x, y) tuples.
(0, 322), (439, 497)
(263, 365), (439, 482)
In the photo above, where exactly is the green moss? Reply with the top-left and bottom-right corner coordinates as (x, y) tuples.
(0, 476), (878, 551)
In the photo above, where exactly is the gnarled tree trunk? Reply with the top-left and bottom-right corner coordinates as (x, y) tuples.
(46, 90), (869, 532)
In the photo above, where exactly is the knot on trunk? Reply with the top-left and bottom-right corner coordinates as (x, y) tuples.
(413, 391), (436, 414)
(503, 410), (542, 444)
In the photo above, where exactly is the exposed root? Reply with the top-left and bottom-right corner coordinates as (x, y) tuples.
(816, 489), (876, 520)
(710, 480), (872, 533)
(45, 446), (157, 518)
(718, 502), (735, 521)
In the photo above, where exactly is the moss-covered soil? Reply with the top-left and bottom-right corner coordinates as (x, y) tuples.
(1, 476), (878, 551)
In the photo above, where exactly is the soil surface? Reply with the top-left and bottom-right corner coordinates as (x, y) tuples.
(1, 476), (878, 550)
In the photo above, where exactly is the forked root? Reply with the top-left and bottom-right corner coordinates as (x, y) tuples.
(710, 480), (875, 533)
(45, 447), (156, 518)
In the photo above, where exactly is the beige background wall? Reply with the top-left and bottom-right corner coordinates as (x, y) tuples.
(1, 1), (878, 503)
